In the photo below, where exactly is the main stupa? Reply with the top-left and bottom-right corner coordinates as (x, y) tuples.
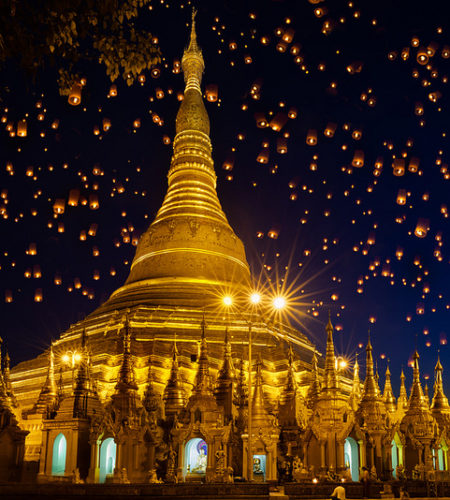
(8, 12), (319, 481)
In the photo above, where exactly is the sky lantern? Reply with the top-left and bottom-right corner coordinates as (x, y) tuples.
(5, 290), (13, 303)
(68, 189), (80, 206)
(268, 228), (279, 239)
(352, 150), (364, 167)
(68, 82), (82, 105)
(306, 129), (317, 145)
(408, 157), (420, 173)
(108, 84), (118, 97)
(324, 122), (337, 137)
(89, 194), (99, 210)
(255, 113), (268, 128)
(205, 84), (218, 102)
(34, 289), (43, 302)
(392, 159), (405, 176)
(269, 113), (288, 131)
(17, 119), (27, 137)
(396, 189), (407, 205)
(53, 199), (65, 214)
(414, 218), (429, 238)
(257, 149), (269, 164)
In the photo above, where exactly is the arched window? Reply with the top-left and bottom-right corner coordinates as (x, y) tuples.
(344, 437), (359, 481)
(51, 433), (67, 475)
(185, 438), (207, 477)
(99, 438), (117, 483)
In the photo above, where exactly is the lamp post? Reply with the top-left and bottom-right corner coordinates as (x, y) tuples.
(61, 350), (81, 387)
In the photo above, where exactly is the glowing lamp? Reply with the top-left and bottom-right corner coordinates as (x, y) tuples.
(223, 295), (233, 307)
(250, 293), (261, 305)
(273, 296), (286, 310)
(62, 354), (70, 364)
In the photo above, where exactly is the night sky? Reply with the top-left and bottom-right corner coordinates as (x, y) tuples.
(1, 0), (449, 395)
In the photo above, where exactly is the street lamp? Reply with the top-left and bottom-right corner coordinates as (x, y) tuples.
(61, 350), (82, 387)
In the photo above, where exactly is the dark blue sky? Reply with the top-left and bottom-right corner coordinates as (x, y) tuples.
(0, 0), (449, 395)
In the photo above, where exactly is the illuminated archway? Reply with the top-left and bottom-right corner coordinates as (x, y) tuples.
(438, 440), (448, 471)
(99, 438), (116, 483)
(185, 438), (207, 476)
(392, 432), (403, 478)
(344, 437), (359, 481)
(51, 433), (67, 476)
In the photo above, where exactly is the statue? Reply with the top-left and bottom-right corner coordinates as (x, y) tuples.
(148, 467), (161, 483)
(343, 467), (353, 482)
(396, 464), (406, 480)
(370, 465), (378, 480)
(120, 468), (130, 484)
(166, 446), (177, 482)
(225, 466), (234, 483)
(215, 446), (226, 474)
(72, 468), (84, 484)
(192, 447), (207, 473)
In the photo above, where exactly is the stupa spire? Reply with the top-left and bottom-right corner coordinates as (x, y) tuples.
(397, 368), (408, 411)
(323, 312), (338, 391)
(348, 353), (361, 410)
(431, 355), (450, 411)
(122, 11), (250, 296)
(194, 316), (212, 394)
(214, 327), (235, 422)
(115, 315), (138, 393)
(383, 363), (396, 413)
(163, 343), (185, 417)
(361, 332), (380, 399)
(252, 354), (268, 428)
(34, 343), (58, 414)
(306, 351), (321, 409)
(0, 337), (10, 405)
(408, 350), (427, 411)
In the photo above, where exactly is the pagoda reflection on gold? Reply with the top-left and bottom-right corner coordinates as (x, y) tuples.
(1, 12), (449, 485)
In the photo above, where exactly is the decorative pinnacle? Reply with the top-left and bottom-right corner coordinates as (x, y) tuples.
(181, 8), (204, 93)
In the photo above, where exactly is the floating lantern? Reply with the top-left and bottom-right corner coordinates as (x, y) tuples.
(34, 289), (43, 302)
(416, 47), (429, 65)
(68, 189), (80, 206)
(257, 150), (269, 164)
(392, 159), (405, 176)
(288, 107), (298, 119)
(414, 218), (429, 238)
(352, 150), (364, 167)
(53, 199), (65, 214)
(109, 84), (118, 97)
(102, 118), (111, 131)
(396, 189), (407, 205)
(68, 82), (82, 105)
(277, 138), (288, 154)
(306, 129), (317, 145)
(408, 157), (420, 173)
(205, 84), (218, 102)
(268, 228), (279, 239)
(269, 113), (288, 131)
(324, 123), (337, 137)
(255, 113), (268, 128)
(17, 119), (27, 137)
(5, 290), (13, 303)
(89, 194), (99, 210)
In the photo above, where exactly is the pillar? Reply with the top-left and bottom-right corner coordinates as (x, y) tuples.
(302, 444), (308, 467)
(337, 441), (345, 472)
(320, 441), (326, 470)
(358, 440), (366, 470)
(87, 440), (99, 483)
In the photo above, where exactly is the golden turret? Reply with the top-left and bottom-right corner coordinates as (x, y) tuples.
(397, 368), (408, 413)
(430, 356), (450, 428)
(33, 344), (57, 415)
(107, 10), (250, 309)
(252, 355), (269, 429)
(163, 344), (185, 417)
(383, 364), (396, 414)
(323, 314), (338, 392)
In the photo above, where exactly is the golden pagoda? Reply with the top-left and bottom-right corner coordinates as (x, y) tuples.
(8, 12), (317, 482)
(3, 12), (449, 486)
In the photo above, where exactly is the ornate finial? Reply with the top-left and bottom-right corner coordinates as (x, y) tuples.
(324, 313), (338, 391)
(194, 317), (212, 395)
(188, 8), (199, 53)
(115, 314), (138, 392)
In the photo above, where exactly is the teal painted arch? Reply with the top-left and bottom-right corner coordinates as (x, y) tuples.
(51, 433), (67, 476)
